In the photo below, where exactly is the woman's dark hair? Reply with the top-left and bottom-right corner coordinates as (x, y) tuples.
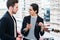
(30, 3), (39, 14)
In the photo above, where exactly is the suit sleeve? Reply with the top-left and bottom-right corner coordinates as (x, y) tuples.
(21, 17), (29, 36)
(40, 19), (45, 36)
(0, 17), (16, 40)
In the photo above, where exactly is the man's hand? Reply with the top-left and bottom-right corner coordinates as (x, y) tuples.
(16, 37), (20, 40)
(16, 35), (22, 40)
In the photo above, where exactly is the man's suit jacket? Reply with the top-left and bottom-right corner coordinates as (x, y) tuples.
(0, 11), (17, 40)
(21, 15), (44, 40)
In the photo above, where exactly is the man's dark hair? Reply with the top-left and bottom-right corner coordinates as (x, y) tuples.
(30, 3), (39, 14)
(6, 0), (18, 9)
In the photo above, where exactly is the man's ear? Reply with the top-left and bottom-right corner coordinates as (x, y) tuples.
(9, 6), (13, 10)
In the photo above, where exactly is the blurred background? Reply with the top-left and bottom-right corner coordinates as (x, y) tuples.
(0, 0), (60, 40)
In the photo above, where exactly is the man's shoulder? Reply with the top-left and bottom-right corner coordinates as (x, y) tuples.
(0, 11), (9, 21)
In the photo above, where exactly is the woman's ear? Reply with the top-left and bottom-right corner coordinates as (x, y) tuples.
(35, 10), (37, 13)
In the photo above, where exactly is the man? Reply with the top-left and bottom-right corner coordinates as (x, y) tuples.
(21, 3), (45, 40)
(0, 0), (20, 40)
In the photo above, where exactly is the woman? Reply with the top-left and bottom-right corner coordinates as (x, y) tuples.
(21, 3), (45, 40)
